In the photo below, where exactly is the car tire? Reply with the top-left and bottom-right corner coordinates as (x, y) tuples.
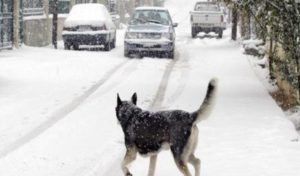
(64, 42), (71, 50)
(73, 44), (79, 50)
(192, 27), (197, 38)
(218, 30), (223, 38)
(111, 38), (116, 49)
(124, 48), (130, 57)
(104, 42), (111, 51)
(112, 33), (116, 48)
(167, 49), (175, 59)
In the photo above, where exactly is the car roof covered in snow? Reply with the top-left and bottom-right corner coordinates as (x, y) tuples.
(135, 6), (168, 11)
(64, 3), (115, 28)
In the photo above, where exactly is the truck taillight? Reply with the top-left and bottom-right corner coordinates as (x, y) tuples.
(221, 15), (224, 22)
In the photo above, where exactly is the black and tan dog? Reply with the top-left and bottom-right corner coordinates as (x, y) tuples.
(115, 79), (217, 176)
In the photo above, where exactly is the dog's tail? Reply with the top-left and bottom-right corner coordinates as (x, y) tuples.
(191, 78), (218, 124)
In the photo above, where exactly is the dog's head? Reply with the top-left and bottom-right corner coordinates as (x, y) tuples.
(115, 93), (137, 126)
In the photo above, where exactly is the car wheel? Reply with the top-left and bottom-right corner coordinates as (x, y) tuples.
(192, 27), (197, 38)
(104, 42), (111, 51)
(64, 42), (71, 50)
(110, 38), (116, 49)
(167, 49), (175, 59)
(112, 32), (116, 48)
(124, 48), (130, 57)
(73, 44), (79, 50)
(218, 30), (223, 38)
(112, 38), (116, 49)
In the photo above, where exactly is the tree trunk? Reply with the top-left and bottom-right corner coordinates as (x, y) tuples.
(231, 4), (238, 41)
(118, 0), (126, 23)
(52, 0), (58, 49)
(268, 41), (274, 79)
(44, 0), (51, 45)
(240, 10), (246, 38)
(268, 27), (275, 80)
(246, 8), (251, 40)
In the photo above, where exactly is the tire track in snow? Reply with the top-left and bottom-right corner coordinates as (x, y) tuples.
(149, 41), (191, 110)
(148, 53), (179, 110)
(163, 43), (191, 108)
(0, 59), (137, 159)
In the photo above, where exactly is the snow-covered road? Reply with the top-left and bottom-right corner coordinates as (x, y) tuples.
(1, 0), (300, 175)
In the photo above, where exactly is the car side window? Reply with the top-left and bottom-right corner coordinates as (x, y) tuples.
(159, 11), (170, 25)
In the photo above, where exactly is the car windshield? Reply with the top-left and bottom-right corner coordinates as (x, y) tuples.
(195, 3), (220, 11)
(129, 10), (171, 26)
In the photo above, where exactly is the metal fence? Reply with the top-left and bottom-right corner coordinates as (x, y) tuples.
(0, 0), (24, 50)
(23, 0), (43, 16)
(0, 0), (13, 50)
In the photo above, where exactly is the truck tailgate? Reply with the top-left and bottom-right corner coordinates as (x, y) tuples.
(191, 11), (223, 24)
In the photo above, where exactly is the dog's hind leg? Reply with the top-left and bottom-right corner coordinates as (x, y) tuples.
(187, 127), (200, 176)
(148, 155), (157, 176)
(122, 147), (137, 176)
(188, 154), (200, 176)
(174, 159), (192, 176)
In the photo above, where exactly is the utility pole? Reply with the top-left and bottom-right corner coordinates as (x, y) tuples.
(13, 0), (19, 48)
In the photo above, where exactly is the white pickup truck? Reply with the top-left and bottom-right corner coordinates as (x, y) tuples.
(190, 1), (226, 38)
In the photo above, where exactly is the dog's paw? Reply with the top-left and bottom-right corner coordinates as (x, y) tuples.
(126, 173), (132, 176)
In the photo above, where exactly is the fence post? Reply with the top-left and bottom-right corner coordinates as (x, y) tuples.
(13, 0), (19, 48)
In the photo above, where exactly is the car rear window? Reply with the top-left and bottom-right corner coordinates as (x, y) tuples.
(195, 3), (220, 11)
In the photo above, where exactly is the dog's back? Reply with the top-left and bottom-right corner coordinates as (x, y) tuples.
(126, 109), (194, 155)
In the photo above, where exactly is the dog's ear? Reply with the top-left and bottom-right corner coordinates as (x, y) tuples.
(131, 92), (137, 105)
(117, 93), (122, 106)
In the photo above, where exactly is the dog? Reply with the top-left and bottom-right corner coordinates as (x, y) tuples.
(115, 79), (217, 176)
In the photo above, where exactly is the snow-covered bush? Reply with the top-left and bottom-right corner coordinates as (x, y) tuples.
(285, 106), (300, 132)
(242, 39), (265, 57)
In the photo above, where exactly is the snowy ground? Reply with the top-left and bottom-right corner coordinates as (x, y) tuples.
(0, 0), (300, 175)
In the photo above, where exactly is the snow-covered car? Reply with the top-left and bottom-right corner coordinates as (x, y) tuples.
(62, 4), (116, 51)
(190, 1), (226, 38)
(124, 7), (178, 59)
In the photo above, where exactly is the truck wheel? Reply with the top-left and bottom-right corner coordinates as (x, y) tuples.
(191, 27), (197, 38)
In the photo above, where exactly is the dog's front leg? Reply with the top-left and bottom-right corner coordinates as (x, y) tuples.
(148, 155), (157, 176)
(122, 147), (137, 176)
